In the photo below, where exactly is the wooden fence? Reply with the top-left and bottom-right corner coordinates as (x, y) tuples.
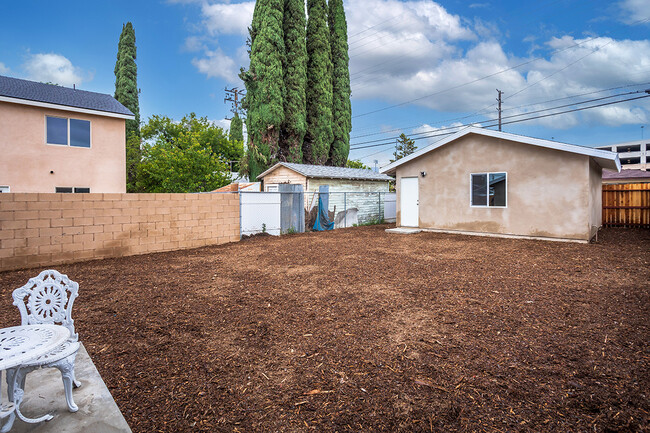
(602, 183), (650, 228)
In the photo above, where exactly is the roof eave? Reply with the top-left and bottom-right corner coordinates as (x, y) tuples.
(0, 95), (135, 120)
(380, 126), (623, 173)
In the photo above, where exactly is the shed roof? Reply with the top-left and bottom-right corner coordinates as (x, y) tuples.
(380, 127), (621, 174)
(0, 75), (134, 119)
(603, 169), (650, 180)
(258, 162), (393, 181)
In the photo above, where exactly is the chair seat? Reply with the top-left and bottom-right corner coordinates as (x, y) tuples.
(18, 340), (80, 368)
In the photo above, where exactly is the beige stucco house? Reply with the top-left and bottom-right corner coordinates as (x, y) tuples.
(0, 75), (134, 193)
(381, 127), (621, 242)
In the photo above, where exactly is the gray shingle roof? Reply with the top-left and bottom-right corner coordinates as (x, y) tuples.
(0, 75), (134, 117)
(259, 162), (393, 181)
(603, 169), (650, 180)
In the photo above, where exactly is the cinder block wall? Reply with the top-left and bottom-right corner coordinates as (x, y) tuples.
(0, 193), (240, 272)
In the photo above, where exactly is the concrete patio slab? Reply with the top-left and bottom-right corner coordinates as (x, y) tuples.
(385, 227), (422, 234)
(9, 343), (131, 433)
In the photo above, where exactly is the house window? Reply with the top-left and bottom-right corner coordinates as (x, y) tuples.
(471, 172), (507, 207)
(55, 187), (90, 193)
(46, 116), (91, 147)
(266, 184), (279, 192)
(0, 186), (10, 193)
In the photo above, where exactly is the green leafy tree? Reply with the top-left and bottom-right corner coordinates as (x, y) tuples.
(390, 133), (418, 163)
(280, 0), (307, 163)
(328, 0), (351, 167)
(240, 0), (285, 180)
(304, 0), (333, 165)
(137, 114), (239, 192)
(345, 159), (369, 169)
(114, 22), (141, 192)
(141, 113), (242, 165)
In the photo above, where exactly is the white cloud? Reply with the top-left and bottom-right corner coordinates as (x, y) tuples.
(176, 0), (650, 129)
(352, 32), (650, 128)
(23, 53), (85, 87)
(201, 1), (255, 36)
(618, 0), (650, 25)
(192, 48), (240, 83)
(0, 62), (9, 74)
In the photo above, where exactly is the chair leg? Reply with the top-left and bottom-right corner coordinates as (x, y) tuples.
(5, 369), (17, 402)
(5, 368), (30, 402)
(52, 355), (78, 413)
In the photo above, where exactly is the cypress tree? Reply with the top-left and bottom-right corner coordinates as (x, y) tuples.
(114, 22), (141, 192)
(304, 0), (333, 165)
(328, 0), (351, 166)
(280, 0), (307, 163)
(240, 0), (285, 180)
(229, 114), (244, 144)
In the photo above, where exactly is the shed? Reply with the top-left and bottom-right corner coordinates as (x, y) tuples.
(381, 127), (620, 242)
(257, 162), (393, 223)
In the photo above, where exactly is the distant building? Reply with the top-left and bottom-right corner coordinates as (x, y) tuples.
(0, 75), (134, 193)
(595, 139), (648, 171)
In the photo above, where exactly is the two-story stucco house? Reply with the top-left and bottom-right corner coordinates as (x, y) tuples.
(0, 75), (135, 193)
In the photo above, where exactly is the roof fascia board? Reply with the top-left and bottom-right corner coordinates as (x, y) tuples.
(0, 95), (135, 120)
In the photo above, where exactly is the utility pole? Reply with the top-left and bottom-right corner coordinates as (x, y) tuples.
(224, 87), (245, 120)
(496, 89), (504, 132)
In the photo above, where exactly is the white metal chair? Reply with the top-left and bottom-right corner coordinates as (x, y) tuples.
(6, 270), (81, 413)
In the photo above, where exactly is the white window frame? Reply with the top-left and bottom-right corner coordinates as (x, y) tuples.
(45, 115), (92, 148)
(265, 184), (279, 192)
(469, 172), (508, 208)
(55, 187), (91, 193)
(0, 186), (10, 193)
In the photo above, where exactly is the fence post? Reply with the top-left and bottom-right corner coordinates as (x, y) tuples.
(344, 192), (347, 228)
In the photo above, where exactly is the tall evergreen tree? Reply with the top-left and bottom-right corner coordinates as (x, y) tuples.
(304, 0), (333, 165)
(240, 0), (285, 180)
(328, 0), (351, 166)
(114, 22), (141, 192)
(280, 0), (307, 163)
(229, 114), (244, 144)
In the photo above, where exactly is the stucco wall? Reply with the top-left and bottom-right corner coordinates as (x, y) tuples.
(588, 158), (603, 237)
(395, 134), (593, 240)
(0, 102), (126, 193)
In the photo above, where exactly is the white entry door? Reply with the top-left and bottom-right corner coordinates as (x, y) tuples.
(400, 177), (419, 227)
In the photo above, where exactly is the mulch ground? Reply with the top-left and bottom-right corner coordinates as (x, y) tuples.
(1, 225), (648, 432)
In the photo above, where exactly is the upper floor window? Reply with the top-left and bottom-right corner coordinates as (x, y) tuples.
(471, 172), (507, 207)
(46, 116), (91, 148)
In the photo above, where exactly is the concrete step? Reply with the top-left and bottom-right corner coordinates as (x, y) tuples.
(10, 343), (131, 433)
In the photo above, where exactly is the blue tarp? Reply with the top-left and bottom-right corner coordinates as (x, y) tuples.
(312, 195), (334, 231)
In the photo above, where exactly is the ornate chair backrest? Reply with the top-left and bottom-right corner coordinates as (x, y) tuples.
(12, 270), (79, 342)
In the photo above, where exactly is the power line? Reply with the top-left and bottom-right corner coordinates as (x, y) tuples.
(349, 93), (650, 151)
(351, 90), (648, 147)
(350, 35), (604, 119)
(349, 81), (650, 138)
(351, 16), (650, 120)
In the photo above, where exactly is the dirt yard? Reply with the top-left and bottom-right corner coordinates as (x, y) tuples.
(1, 226), (648, 432)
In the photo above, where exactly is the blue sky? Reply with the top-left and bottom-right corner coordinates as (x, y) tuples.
(1, 0), (648, 167)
